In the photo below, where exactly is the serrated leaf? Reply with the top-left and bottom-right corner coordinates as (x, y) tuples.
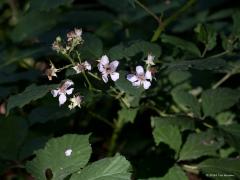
(148, 166), (188, 180)
(70, 154), (131, 180)
(7, 84), (57, 114)
(151, 116), (195, 132)
(201, 88), (240, 117)
(172, 90), (201, 118)
(179, 131), (222, 161)
(161, 34), (201, 57)
(197, 158), (240, 178)
(0, 116), (28, 160)
(118, 107), (138, 123)
(26, 134), (92, 180)
(152, 118), (182, 154)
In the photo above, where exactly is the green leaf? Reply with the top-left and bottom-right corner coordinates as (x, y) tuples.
(7, 84), (57, 114)
(197, 158), (240, 178)
(152, 118), (182, 154)
(172, 90), (201, 118)
(118, 107), (138, 123)
(79, 33), (103, 59)
(151, 116), (195, 132)
(201, 88), (240, 117)
(161, 34), (201, 57)
(28, 105), (74, 125)
(232, 11), (240, 37)
(0, 116), (28, 160)
(195, 24), (217, 51)
(220, 124), (240, 153)
(70, 154), (131, 180)
(30, 0), (74, 11)
(148, 166), (188, 180)
(26, 134), (92, 180)
(179, 131), (222, 161)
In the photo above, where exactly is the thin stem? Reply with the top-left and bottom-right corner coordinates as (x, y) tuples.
(88, 72), (101, 80)
(212, 72), (233, 89)
(135, 0), (161, 24)
(181, 164), (199, 174)
(209, 51), (228, 58)
(82, 71), (93, 90)
(151, 0), (196, 42)
(107, 117), (124, 156)
(57, 64), (73, 72)
(201, 46), (208, 57)
(62, 53), (75, 65)
(88, 110), (114, 128)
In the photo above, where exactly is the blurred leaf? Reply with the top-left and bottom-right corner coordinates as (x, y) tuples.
(7, 84), (57, 114)
(197, 158), (240, 178)
(152, 118), (182, 154)
(79, 33), (103, 59)
(220, 124), (240, 153)
(70, 154), (131, 180)
(216, 111), (235, 125)
(0, 116), (28, 160)
(118, 107), (138, 123)
(172, 90), (201, 118)
(195, 24), (217, 51)
(201, 88), (240, 117)
(165, 58), (226, 71)
(148, 166), (187, 180)
(28, 105), (74, 125)
(30, 0), (74, 11)
(26, 134), (91, 180)
(98, 0), (134, 12)
(161, 34), (201, 57)
(232, 11), (240, 37)
(179, 131), (222, 161)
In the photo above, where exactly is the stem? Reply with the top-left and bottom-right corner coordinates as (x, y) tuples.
(182, 164), (199, 174)
(57, 64), (73, 72)
(151, 0), (196, 42)
(209, 51), (228, 58)
(212, 72), (232, 89)
(82, 71), (93, 90)
(88, 72), (101, 80)
(62, 53), (75, 65)
(201, 46), (208, 57)
(135, 0), (161, 24)
(108, 118), (124, 156)
(88, 110), (114, 128)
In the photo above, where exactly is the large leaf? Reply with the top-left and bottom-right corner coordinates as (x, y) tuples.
(70, 154), (131, 180)
(201, 88), (240, 117)
(118, 107), (138, 123)
(151, 116), (195, 133)
(0, 116), (28, 160)
(26, 134), (92, 180)
(179, 131), (223, 161)
(7, 84), (57, 114)
(161, 34), (201, 57)
(152, 118), (182, 154)
(148, 166), (188, 180)
(172, 90), (201, 118)
(197, 158), (240, 178)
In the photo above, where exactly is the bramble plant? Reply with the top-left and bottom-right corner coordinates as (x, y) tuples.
(1, 0), (240, 180)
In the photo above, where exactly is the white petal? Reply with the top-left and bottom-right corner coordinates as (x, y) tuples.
(59, 94), (67, 106)
(73, 66), (80, 73)
(51, 89), (59, 97)
(109, 60), (119, 72)
(136, 66), (144, 75)
(145, 70), (152, 81)
(100, 55), (109, 65)
(127, 74), (138, 82)
(84, 61), (91, 70)
(64, 80), (74, 88)
(110, 72), (119, 81)
(143, 80), (151, 89)
(102, 73), (108, 83)
(66, 88), (74, 95)
(98, 63), (105, 72)
(132, 80), (141, 87)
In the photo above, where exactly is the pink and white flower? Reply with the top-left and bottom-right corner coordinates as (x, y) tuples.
(46, 62), (58, 81)
(127, 66), (152, 89)
(97, 55), (119, 83)
(73, 61), (91, 74)
(51, 79), (74, 106)
(67, 28), (83, 43)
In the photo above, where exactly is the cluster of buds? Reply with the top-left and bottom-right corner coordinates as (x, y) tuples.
(49, 28), (157, 109)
